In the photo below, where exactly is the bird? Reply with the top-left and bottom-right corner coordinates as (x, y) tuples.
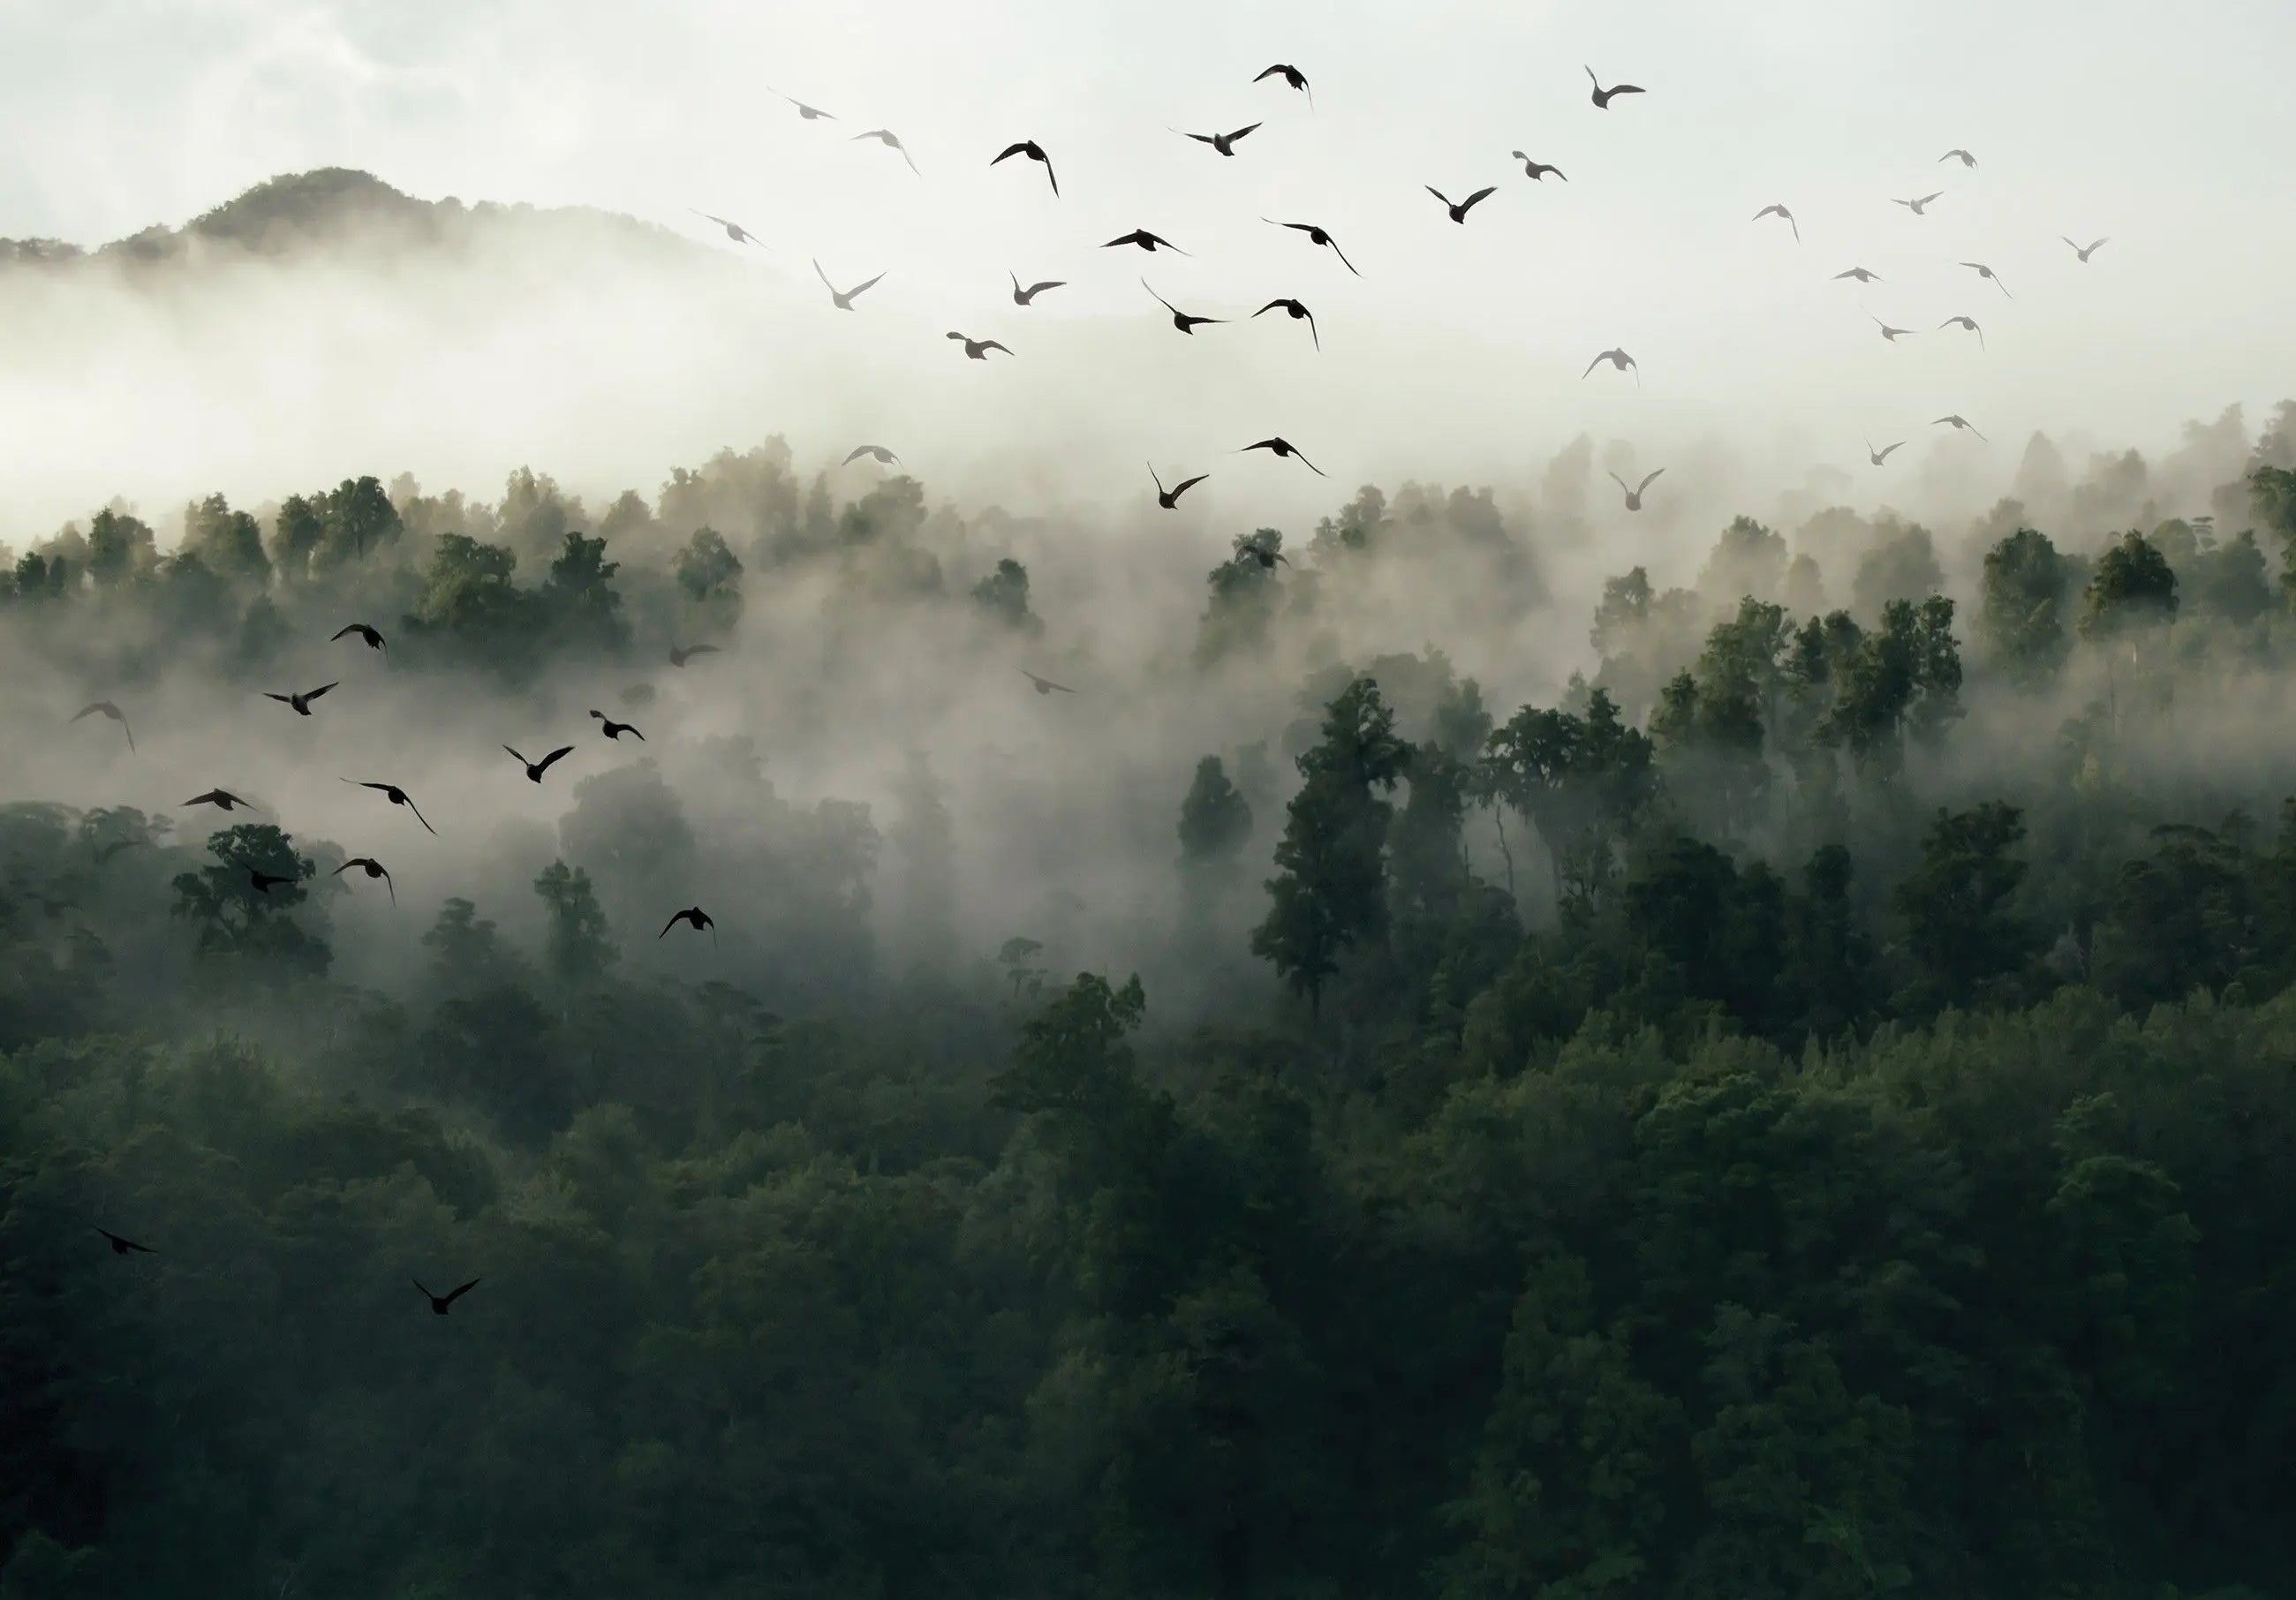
(1585, 66), (1644, 109)
(94, 1227), (155, 1256)
(503, 745), (574, 783)
(1174, 122), (1261, 157)
(1264, 219), (1359, 275)
(1510, 153), (1567, 181)
(1253, 63), (1312, 106)
(1143, 279), (1223, 334)
(331, 622), (385, 651)
(1020, 668), (1076, 695)
(2062, 235), (2108, 262)
(851, 128), (919, 173)
(184, 789), (253, 811)
(1609, 469), (1665, 510)
(1752, 203), (1800, 242)
(1242, 541), (1289, 570)
(1103, 229), (1188, 255)
(766, 87), (835, 120)
(332, 857), (396, 907)
(1241, 437), (1325, 476)
(342, 780), (435, 835)
(1893, 192), (1944, 215)
(812, 258), (886, 310)
(660, 906), (717, 944)
(1149, 464), (1209, 509)
(1939, 147), (1977, 167)
(843, 444), (901, 467)
(1010, 272), (1066, 306)
(264, 682), (338, 717)
(1933, 414), (1989, 441)
(947, 332), (1012, 359)
(70, 700), (133, 752)
(1939, 314), (1985, 349)
(1960, 260), (2012, 298)
(1252, 298), (1319, 350)
(590, 709), (646, 741)
(1582, 347), (1639, 384)
(93, 838), (147, 864)
(1834, 266), (1882, 283)
(990, 139), (1059, 196)
(1864, 437), (1905, 465)
(414, 1277), (480, 1316)
(1874, 317), (1913, 342)
(248, 867), (297, 895)
(691, 210), (764, 246)
(1425, 185), (1497, 223)
(669, 643), (721, 667)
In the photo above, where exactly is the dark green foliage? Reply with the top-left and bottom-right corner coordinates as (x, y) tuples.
(1895, 802), (2036, 1010)
(167, 825), (331, 981)
(1979, 526), (2073, 683)
(2081, 530), (2179, 643)
(969, 556), (1039, 633)
(1177, 756), (1252, 864)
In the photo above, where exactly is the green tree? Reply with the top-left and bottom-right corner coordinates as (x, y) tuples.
(84, 509), (155, 591)
(1177, 756), (1253, 865)
(180, 494), (272, 590)
(970, 557), (1039, 633)
(2079, 529), (2179, 645)
(532, 860), (617, 990)
(168, 824), (330, 980)
(1893, 801), (2035, 1010)
(539, 530), (629, 653)
(1978, 527), (2071, 684)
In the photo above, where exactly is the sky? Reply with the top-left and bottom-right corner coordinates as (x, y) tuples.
(1, 0), (2292, 545)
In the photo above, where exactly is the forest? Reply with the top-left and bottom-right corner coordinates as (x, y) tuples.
(4, 400), (2296, 1600)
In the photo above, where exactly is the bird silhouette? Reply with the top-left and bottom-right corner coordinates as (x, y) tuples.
(1893, 192), (1944, 215)
(1752, 203), (1800, 242)
(660, 906), (717, 944)
(590, 709), (646, 742)
(1264, 218), (1359, 275)
(991, 139), (1059, 196)
(1103, 229), (1188, 255)
(1874, 317), (1913, 342)
(1585, 66), (1644, 109)
(93, 838), (147, 864)
(1834, 266), (1882, 283)
(1241, 437), (1325, 476)
(851, 128), (920, 173)
(1425, 185), (1497, 223)
(1143, 279), (1223, 333)
(1253, 63), (1312, 107)
(1510, 153), (1567, 181)
(184, 789), (253, 811)
(1609, 469), (1665, 510)
(1582, 347), (1639, 384)
(1242, 539), (1290, 570)
(766, 87), (835, 120)
(343, 780), (436, 834)
(691, 210), (764, 246)
(70, 700), (133, 752)
(1939, 147), (1976, 167)
(332, 622), (386, 651)
(1150, 464), (1210, 509)
(1960, 260), (2013, 298)
(414, 1277), (480, 1316)
(669, 643), (721, 667)
(2062, 235), (2108, 262)
(1175, 122), (1261, 157)
(842, 444), (900, 467)
(813, 258), (886, 310)
(332, 857), (396, 907)
(1252, 298), (1319, 350)
(1933, 413), (1989, 441)
(503, 745), (574, 783)
(247, 868), (297, 895)
(1010, 272), (1066, 305)
(264, 682), (338, 717)
(1865, 437), (1905, 465)
(1939, 314), (1985, 349)
(947, 332), (1013, 359)
(94, 1227), (155, 1256)
(1020, 668), (1076, 695)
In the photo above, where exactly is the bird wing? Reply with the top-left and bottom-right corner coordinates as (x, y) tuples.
(1425, 185), (1451, 208)
(1303, 309), (1319, 348)
(1920, 192), (1942, 204)
(980, 340), (1012, 354)
(1638, 469), (1665, 492)
(71, 703), (101, 722)
(689, 644), (721, 656)
(2087, 238), (2108, 253)
(265, 693), (292, 705)
(1143, 277), (1180, 314)
(305, 682), (338, 702)
(331, 860), (357, 875)
(1173, 474), (1209, 498)
(812, 257), (835, 292)
(1880, 443), (1902, 460)
(1253, 299), (1284, 317)
(330, 624), (360, 640)
(1227, 123), (1261, 142)
(1789, 215), (1799, 241)
(1243, 439), (1279, 453)
(1326, 238), (1358, 274)
(1582, 353), (1604, 377)
(843, 446), (870, 464)
(1025, 279), (1063, 295)
(445, 1278), (480, 1302)
(1461, 186), (1496, 211)
(1612, 83), (1644, 94)
(407, 799), (436, 834)
(1608, 471), (1629, 492)
(848, 271), (887, 298)
(1296, 451), (1327, 476)
(412, 1278), (434, 1300)
(537, 746), (574, 773)
(992, 142), (1027, 164)
(503, 745), (527, 766)
(1254, 64), (1285, 81)
(661, 912), (687, 938)
(1043, 156), (1057, 195)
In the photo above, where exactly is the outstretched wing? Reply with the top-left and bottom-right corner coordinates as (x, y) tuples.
(1610, 83), (1644, 95)
(979, 340), (1012, 355)
(1460, 186), (1496, 213)
(1425, 185), (1451, 208)
(1172, 474), (1209, 499)
(1638, 469), (1665, 493)
(1608, 472), (1629, 492)
(535, 746), (574, 774)
(502, 745), (528, 766)
(661, 911), (687, 938)
(1227, 123), (1261, 143)
(992, 141), (1028, 165)
(444, 1277), (480, 1303)
(265, 693), (292, 706)
(812, 257), (835, 293)
(304, 682), (338, 703)
(848, 271), (887, 298)
(412, 1277), (434, 1301)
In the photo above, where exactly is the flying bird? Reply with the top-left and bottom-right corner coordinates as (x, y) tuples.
(503, 745), (574, 783)
(1103, 229), (1188, 255)
(1752, 203), (1799, 242)
(842, 444), (900, 467)
(1585, 66), (1644, 109)
(668, 643), (721, 667)
(1510, 153), (1567, 181)
(1893, 192), (1944, 215)
(1834, 266), (1882, 283)
(1252, 298), (1319, 350)
(1241, 437), (1325, 476)
(1609, 469), (1665, 510)
(1939, 148), (1976, 167)
(247, 868), (297, 895)
(1143, 279), (1223, 333)
(947, 332), (1013, 359)
(70, 700), (133, 752)
(1874, 317), (1913, 342)
(990, 139), (1059, 196)
(1149, 464), (1209, 509)
(851, 128), (920, 173)
(766, 87), (835, 120)
(264, 681), (338, 717)
(184, 789), (253, 811)
(342, 780), (435, 835)
(1253, 63), (1312, 107)
(691, 210), (764, 246)
(2062, 235), (2108, 262)
(1242, 542), (1289, 570)
(1425, 185), (1497, 223)
(1175, 122), (1261, 157)
(414, 1277), (480, 1316)
(590, 709), (645, 741)
(332, 857), (396, 907)
(332, 622), (385, 651)
(1582, 347), (1639, 384)
(1020, 669), (1076, 696)
(1010, 272), (1066, 305)
(1940, 313), (1985, 349)
(94, 1227), (155, 1256)
(1264, 218), (1359, 275)
(1960, 260), (2012, 298)
(660, 906), (717, 944)
(813, 258), (886, 310)
(1865, 438), (1905, 465)
(1933, 413), (1989, 441)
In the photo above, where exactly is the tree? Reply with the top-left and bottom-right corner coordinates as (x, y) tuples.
(532, 860), (617, 990)
(181, 494), (272, 591)
(970, 557), (1039, 633)
(1851, 521), (1945, 619)
(1894, 801), (2035, 1009)
(671, 526), (743, 632)
(168, 825), (330, 981)
(1695, 515), (1787, 608)
(539, 530), (629, 653)
(1978, 527), (2071, 684)
(269, 494), (324, 582)
(84, 509), (155, 591)
(2079, 529), (2179, 645)
(313, 475), (400, 571)
(1177, 757), (1253, 865)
